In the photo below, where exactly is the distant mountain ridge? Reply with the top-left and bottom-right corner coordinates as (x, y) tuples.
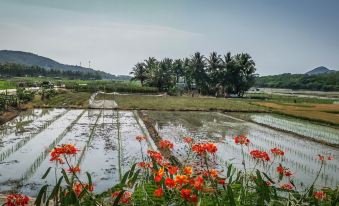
(0, 50), (114, 79)
(305, 66), (336, 75)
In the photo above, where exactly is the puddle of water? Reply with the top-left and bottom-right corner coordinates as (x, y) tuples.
(146, 111), (339, 189)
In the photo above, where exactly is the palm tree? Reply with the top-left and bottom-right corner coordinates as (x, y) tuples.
(189, 52), (208, 94)
(172, 59), (184, 83)
(130, 62), (147, 86)
(233, 53), (256, 96)
(206, 52), (222, 95)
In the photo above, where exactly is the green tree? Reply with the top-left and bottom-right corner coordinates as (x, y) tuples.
(189, 52), (208, 94)
(130, 62), (147, 86)
(206, 52), (223, 95)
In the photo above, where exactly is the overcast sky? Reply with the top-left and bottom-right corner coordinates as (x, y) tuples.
(0, 0), (338, 75)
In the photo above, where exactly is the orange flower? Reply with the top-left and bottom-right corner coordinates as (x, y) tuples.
(112, 191), (132, 204)
(280, 183), (294, 190)
(250, 150), (270, 161)
(154, 187), (164, 197)
(276, 165), (284, 174)
(270, 147), (284, 156)
(68, 166), (81, 173)
(181, 189), (191, 200)
(314, 191), (326, 201)
(183, 166), (193, 175)
(234, 135), (250, 146)
(183, 137), (193, 144)
(175, 175), (189, 185)
(6, 194), (30, 206)
(165, 177), (176, 188)
(209, 169), (219, 178)
(136, 135), (147, 142)
(159, 140), (174, 149)
(167, 165), (179, 175)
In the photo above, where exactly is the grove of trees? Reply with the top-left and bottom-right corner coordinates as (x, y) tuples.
(130, 52), (257, 97)
(255, 72), (339, 91)
(0, 63), (102, 80)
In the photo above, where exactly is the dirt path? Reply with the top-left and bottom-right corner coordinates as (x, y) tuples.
(89, 92), (118, 109)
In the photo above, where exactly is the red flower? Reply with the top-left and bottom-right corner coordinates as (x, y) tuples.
(68, 166), (81, 173)
(192, 176), (204, 190)
(327, 156), (334, 160)
(147, 150), (163, 163)
(270, 147), (284, 156)
(314, 191), (326, 201)
(280, 183), (294, 190)
(165, 177), (176, 188)
(50, 144), (78, 163)
(234, 135), (250, 146)
(192, 143), (217, 155)
(72, 182), (93, 196)
(154, 175), (163, 183)
(190, 194), (198, 203)
(276, 164), (292, 177)
(250, 150), (270, 161)
(6, 194), (30, 206)
(112, 191), (132, 204)
(137, 162), (152, 168)
(318, 154), (325, 161)
(183, 137), (193, 144)
(136, 135), (147, 142)
(204, 143), (217, 154)
(218, 178), (226, 185)
(167, 165), (179, 175)
(181, 189), (191, 200)
(154, 187), (163, 197)
(159, 140), (174, 150)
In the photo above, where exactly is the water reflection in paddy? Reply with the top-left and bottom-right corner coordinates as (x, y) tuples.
(146, 111), (339, 189)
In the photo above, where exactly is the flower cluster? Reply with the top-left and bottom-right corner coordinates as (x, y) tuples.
(318, 154), (334, 161)
(192, 143), (217, 155)
(250, 149), (270, 161)
(270, 147), (284, 156)
(50, 144), (78, 164)
(234, 135), (250, 145)
(159, 140), (174, 149)
(136, 135), (147, 142)
(5, 194), (30, 206)
(276, 164), (293, 177)
(73, 182), (94, 196)
(314, 191), (326, 201)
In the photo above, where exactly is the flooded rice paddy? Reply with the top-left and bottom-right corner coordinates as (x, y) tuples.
(0, 109), (338, 196)
(146, 111), (339, 189)
(0, 109), (150, 196)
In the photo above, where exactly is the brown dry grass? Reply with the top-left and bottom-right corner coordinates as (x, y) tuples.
(255, 102), (339, 125)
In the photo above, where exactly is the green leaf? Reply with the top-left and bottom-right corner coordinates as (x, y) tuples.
(227, 185), (236, 206)
(35, 184), (48, 206)
(263, 172), (275, 184)
(86, 172), (93, 187)
(61, 168), (71, 185)
(48, 176), (64, 201)
(41, 167), (52, 179)
(128, 163), (137, 178)
(121, 171), (130, 186)
(227, 164), (233, 177)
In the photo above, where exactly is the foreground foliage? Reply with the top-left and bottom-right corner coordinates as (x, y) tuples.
(5, 134), (339, 206)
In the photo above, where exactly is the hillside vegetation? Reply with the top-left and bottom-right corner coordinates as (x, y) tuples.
(255, 72), (339, 91)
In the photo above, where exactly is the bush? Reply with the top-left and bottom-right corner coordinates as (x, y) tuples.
(17, 88), (34, 103)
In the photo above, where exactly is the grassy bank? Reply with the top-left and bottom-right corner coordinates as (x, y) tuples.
(97, 94), (266, 112)
(28, 91), (91, 108)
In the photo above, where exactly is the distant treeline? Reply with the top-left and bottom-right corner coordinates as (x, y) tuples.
(130, 52), (256, 96)
(255, 72), (339, 91)
(0, 63), (102, 80)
